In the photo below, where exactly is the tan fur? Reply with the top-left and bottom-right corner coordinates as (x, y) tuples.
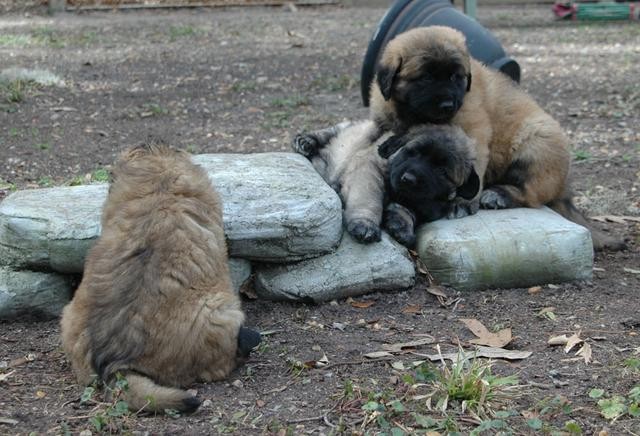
(308, 120), (390, 228)
(369, 26), (624, 251)
(60, 142), (245, 413)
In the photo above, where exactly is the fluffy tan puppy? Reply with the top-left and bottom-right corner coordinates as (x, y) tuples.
(60, 142), (260, 414)
(369, 25), (624, 250)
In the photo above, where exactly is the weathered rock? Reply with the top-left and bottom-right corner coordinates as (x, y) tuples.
(416, 207), (593, 291)
(0, 152), (342, 273)
(229, 258), (252, 293)
(0, 267), (76, 320)
(192, 153), (342, 262)
(0, 185), (107, 273)
(254, 231), (416, 302)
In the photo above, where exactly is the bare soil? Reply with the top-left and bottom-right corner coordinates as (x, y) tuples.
(1, 4), (639, 435)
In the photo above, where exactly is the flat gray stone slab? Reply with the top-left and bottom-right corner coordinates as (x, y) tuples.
(193, 153), (342, 262)
(254, 231), (416, 302)
(0, 152), (342, 273)
(0, 185), (108, 273)
(417, 207), (593, 291)
(0, 268), (75, 320)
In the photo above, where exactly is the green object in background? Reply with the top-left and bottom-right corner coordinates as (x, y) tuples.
(576, 2), (637, 21)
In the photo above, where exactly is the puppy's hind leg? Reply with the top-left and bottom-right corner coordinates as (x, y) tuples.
(292, 121), (352, 157)
(341, 149), (386, 243)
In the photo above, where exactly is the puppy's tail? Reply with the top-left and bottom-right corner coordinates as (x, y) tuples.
(548, 195), (626, 252)
(111, 373), (201, 414)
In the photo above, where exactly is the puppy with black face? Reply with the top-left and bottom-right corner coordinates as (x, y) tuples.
(60, 141), (261, 414)
(370, 25), (624, 251)
(378, 124), (480, 247)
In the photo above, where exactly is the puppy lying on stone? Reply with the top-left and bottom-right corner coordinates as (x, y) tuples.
(378, 124), (480, 248)
(293, 121), (478, 248)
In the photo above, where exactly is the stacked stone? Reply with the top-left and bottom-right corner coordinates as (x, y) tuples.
(0, 153), (416, 320)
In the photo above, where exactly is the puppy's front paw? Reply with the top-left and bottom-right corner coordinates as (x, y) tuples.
(347, 219), (381, 243)
(447, 198), (480, 219)
(479, 189), (509, 210)
(292, 133), (319, 157)
(385, 216), (416, 248)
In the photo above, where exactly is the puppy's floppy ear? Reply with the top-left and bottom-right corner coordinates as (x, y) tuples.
(466, 73), (472, 92)
(457, 166), (480, 200)
(378, 135), (405, 159)
(376, 56), (402, 101)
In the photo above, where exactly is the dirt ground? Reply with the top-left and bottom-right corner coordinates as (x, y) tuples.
(1, 3), (639, 435)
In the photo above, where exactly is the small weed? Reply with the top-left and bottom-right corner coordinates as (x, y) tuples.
(34, 142), (51, 151)
(312, 74), (356, 92)
(285, 356), (310, 377)
(624, 358), (640, 372)
(0, 34), (33, 47)
(0, 179), (17, 191)
(573, 150), (592, 161)
(230, 81), (257, 93)
(91, 168), (110, 183)
(422, 349), (520, 419)
(37, 177), (53, 187)
(185, 143), (199, 154)
(592, 385), (640, 421)
(169, 25), (200, 41)
(32, 27), (64, 48)
(1, 79), (38, 104)
(270, 95), (310, 109)
(141, 103), (168, 117)
(8, 127), (20, 137)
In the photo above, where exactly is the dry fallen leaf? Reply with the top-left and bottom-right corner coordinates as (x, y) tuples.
(548, 334), (570, 346)
(35, 390), (46, 399)
(391, 361), (405, 371)
(564, 333), (584, 353)
(0, 370), (15, 383)
(426, 286), (447, 298)
(402, 304), (422, 314)
(460, 318), (512, 348)
(528, 286), (542, 295)
(350, 300), (375, 309)
(256, 399), (265, 408)
(548, 333), (584, 353)
(381, 337), (436, 353)
(576, 342), (592, 364)
(364, 351), (393, 359)
(418, 346), (532, 361)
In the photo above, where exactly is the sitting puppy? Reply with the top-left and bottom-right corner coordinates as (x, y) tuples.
(378, 124), (480, 247)
(369, 25), (625, 251)
(293, 121), (478, 247)
(60, 141), (260, 414)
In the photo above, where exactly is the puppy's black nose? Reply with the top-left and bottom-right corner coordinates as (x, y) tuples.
(400, 172), (417, 187)
(439, 100), (455, 112)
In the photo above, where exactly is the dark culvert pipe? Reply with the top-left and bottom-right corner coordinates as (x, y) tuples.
(360, 0), (521, 106)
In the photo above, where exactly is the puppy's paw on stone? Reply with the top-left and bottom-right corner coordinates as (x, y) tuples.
(292, 134), (319, 157)
(385, 217), (416, 248)
(447, 198), (480, 219)
(480, 189), (509, 210)
(347, 219), (381, 243)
